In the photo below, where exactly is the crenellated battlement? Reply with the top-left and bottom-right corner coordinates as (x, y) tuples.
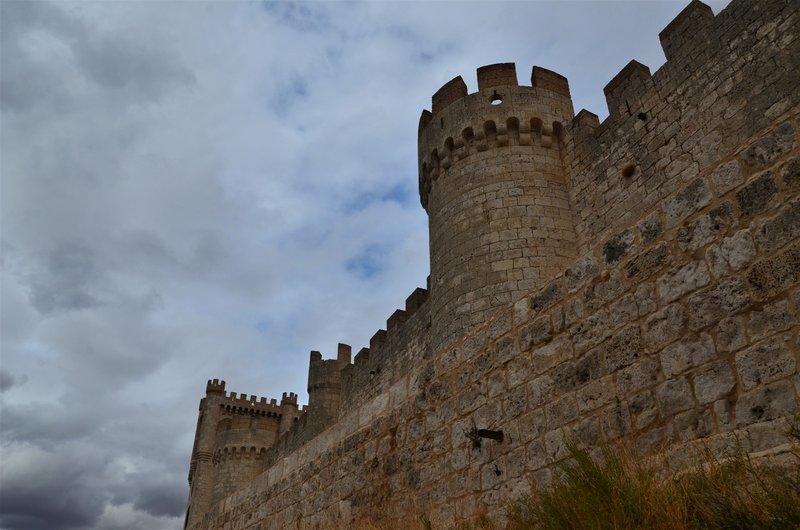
(206, 378), (226, 394)
(212, 446), (268, 463)
(418, 63), (574, 210)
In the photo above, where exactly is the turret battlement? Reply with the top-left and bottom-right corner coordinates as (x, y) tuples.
(212, 446), (268, 463)
(206, 378), (226, 394)
(418, 63), (574, 210)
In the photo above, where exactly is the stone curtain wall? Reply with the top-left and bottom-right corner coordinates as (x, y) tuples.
(190, 111), (799, 529)
(565, 0), (799, 256)
(187, 0), (799, 528)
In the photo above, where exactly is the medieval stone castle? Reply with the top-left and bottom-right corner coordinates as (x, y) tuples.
(185, 0), (799, 527)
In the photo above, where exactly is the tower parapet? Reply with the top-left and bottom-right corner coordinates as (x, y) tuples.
(306, 344), (351, 431)
(419, 63), (577, 351)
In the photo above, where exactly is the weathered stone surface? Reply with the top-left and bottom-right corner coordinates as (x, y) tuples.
(615, 357), (661, 396)
(693, 361), (736, 404)
(740, 122), (795, 167)
(781, 158), (800, 187)
(711, 160), (744, 195)
(553, 349), (603, 392)
(531, 337), (573, 375)
(531, 280), (562, 313)
(687, 277), (751, 330)
(519, 316), (553, 351)
(753, 200), (800, 253)
(637, 212), (664, 245)
(570, 310), (611, 353)
(629, 390), (659, 430)
(747, 299), (794, 340)
(715, 317), (747, 353)
(735, 380), (796, 427)
(608, 294), (638, 329)
(657, 261), (711, 303)
(664, 178), (712, 227)
(735, 337), (796, 391)
(673, 407), (714, 442)
(706, 229), (756, 278)
(659, 334), (716, 377)
(602, 229), (635, 266)
(736, 172), (778, 217)
(746, 241), (800, 300)
(675, 203), (734, 253)
(644, 303), (687, 352)
(601, 325), (643, 372)
(565, 255), (599, 292)
(656, 377), (694, 417)
(625, 244), (670, 281)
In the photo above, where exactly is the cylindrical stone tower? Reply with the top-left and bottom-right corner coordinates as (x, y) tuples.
(418, 63), (577, 351)
(185, 379), (226, 529)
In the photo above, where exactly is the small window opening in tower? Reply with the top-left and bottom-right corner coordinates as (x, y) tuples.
(490, 91), (503, 105)
(637, 112), (648, 121)
(622, 163), (637, 178)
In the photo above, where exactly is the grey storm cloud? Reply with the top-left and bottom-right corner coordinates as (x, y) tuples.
(0, 1), (732, 529)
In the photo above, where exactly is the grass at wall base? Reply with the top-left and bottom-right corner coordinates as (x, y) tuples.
(409, 425), (800, 530)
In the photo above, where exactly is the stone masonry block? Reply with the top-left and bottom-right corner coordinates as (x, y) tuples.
(676, 203), (734, 253)
(664, 178), (712, 227)
(636, 212), (664, 245)
(736, 172), (778, 217)
(657, 260), (711, 304)
(615, 357), (661, 396)
(625, 244), (670, 282)
(565, 255), (599, 292)
(531, 337), (573, 375)
(576, 376), (615, 414)
(687, 277), (751, 330)
(711, 160), (744, 195)
(519, 316), (552, 352)
(553, 349), (602, 393)
(608, 294), (638, 329)
(781, 158), (800, 188)
(715, 317), (747, 353)
(735, 380), (796, 427)
(494, 335), (520, 365)
(531, 280), (562, 314)
(600, 401), (632, 441)
(656, 377), (694, 417)
(747, 299), (794, 340)
(629, 390), (659, 430)
(746, 241), (800, 300)
(693, 361), (736, 405)
(601, 325), (643, 372)
(602, 229), (635, 266)
(644, 303), (687, 352)
(753, 200), (800, 253)
(735, 337), (796, 392)
(659, 334), (716, 378)
(570, 310), (611, 353)
(705, 229), (756, 278)
(740, 122), (795, 167)
(526, 375), (555, 410)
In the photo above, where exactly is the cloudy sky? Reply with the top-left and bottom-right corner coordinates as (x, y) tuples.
(0, 1), (731, 528)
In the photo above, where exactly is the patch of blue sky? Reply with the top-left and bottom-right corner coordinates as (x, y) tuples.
(345, 243), (389, 280)
(343, 180), (414, 213)
(261, 1), (330, 33)
(256, 319), (271, 334)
